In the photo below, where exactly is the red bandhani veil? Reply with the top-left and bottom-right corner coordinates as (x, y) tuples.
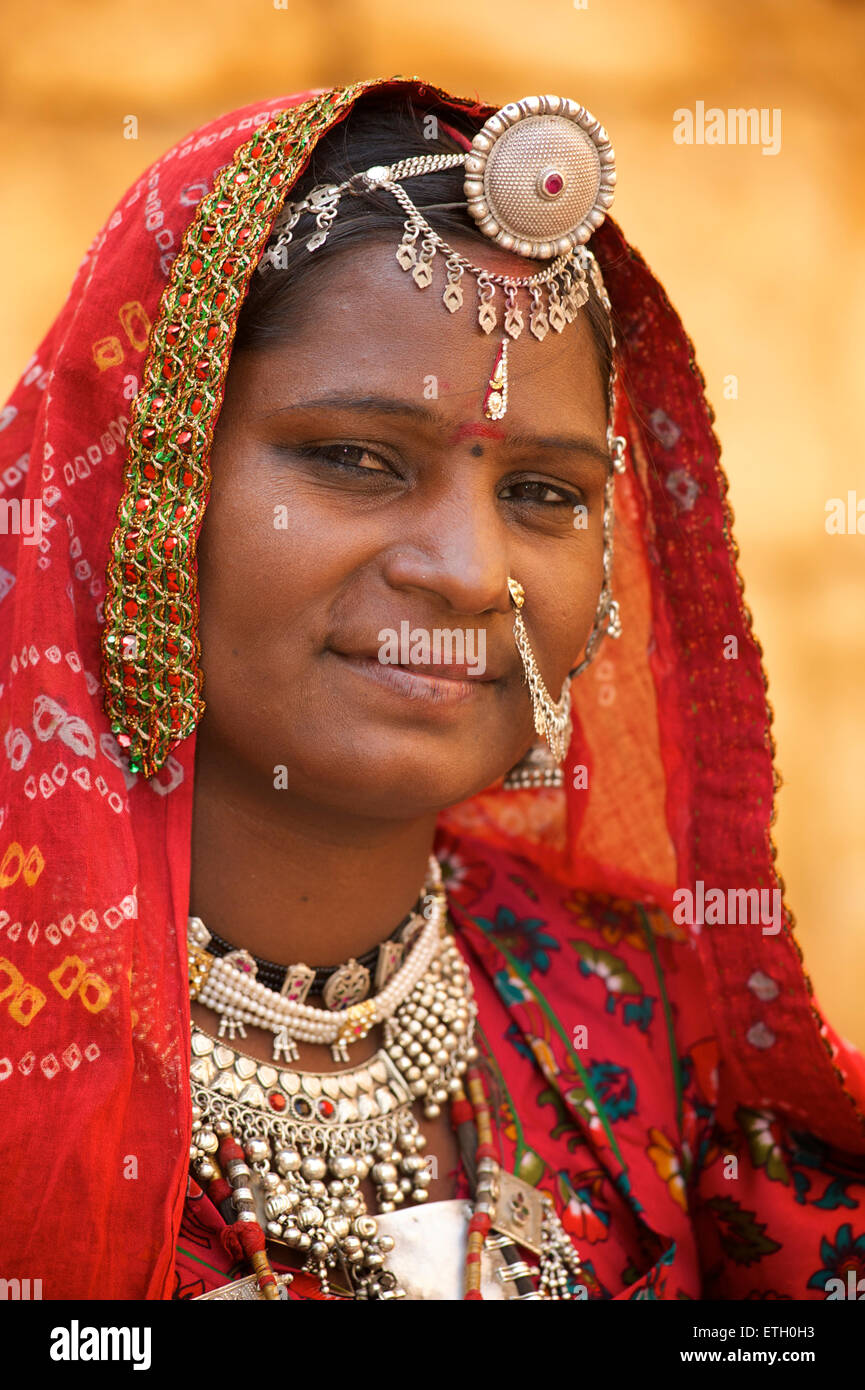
(1, 77), (862, 1300)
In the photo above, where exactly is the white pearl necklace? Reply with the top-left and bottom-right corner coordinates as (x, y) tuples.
(190, 856), (447, 1062)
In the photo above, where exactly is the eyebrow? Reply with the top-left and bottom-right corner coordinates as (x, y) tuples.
(264, 394), (612, 469)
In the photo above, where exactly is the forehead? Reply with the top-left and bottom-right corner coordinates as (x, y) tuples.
(233, 238), (608, 438)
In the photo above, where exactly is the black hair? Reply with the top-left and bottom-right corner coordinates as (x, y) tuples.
(233, 90), (614, 396)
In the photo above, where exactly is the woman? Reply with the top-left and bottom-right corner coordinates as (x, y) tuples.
(1, 76), (863, 1302)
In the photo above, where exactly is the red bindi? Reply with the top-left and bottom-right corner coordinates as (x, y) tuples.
(450, 422), (506, 445)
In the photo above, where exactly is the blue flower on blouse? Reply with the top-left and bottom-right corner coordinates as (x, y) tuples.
(806, 1223), (865, 1292)
(475, 906), (559, 976)
(587, 1062), (638, 1121)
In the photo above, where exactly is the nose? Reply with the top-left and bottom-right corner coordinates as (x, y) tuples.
(380, 483), (511, 617)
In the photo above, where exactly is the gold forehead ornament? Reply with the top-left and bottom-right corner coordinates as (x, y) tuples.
(259, 95), (616, 421)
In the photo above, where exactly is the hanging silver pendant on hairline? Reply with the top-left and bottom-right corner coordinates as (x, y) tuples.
(258, 95), (616, 421)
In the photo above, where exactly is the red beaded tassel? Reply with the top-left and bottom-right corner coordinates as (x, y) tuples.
(461, 1067), (499, 1300)
(205, 1135), (281, 1300)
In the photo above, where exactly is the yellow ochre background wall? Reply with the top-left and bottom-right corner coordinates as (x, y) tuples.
(0, 0), (863, 1045)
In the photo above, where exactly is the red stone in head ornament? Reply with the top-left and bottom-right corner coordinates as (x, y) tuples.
(464, 95), (616, 255)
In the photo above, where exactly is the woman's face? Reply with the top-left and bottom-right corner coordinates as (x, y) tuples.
(197, 235), (610, 816)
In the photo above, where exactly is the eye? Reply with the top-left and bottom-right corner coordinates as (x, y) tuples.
(500, 477), (585, 508)
(295, 443), (393, 474)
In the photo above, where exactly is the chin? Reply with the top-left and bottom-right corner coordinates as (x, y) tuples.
(273, 740), (506, 818)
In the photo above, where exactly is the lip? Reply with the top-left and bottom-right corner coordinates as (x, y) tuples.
(330, 652), (494, 706)
(335, 641), (506, 682)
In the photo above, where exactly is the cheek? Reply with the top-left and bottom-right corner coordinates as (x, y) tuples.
(195, 463), (360, 673)
(526, 529), (606, 684)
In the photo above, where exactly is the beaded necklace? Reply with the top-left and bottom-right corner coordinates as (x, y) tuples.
(196, 897), (421, 1000)
(189, 861), (445, 1064)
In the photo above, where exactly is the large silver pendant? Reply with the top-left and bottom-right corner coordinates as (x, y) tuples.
(192, 1272), (294, 1301)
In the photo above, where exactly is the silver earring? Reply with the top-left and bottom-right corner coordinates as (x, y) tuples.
(502, 740), (565, 790)
(569, 431), (626, 681)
